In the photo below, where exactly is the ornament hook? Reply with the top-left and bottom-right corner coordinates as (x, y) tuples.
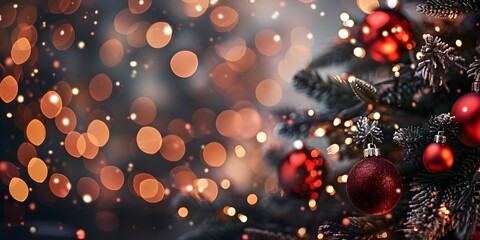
(434, 131), (447, 144)
(364, 143), (381, 158)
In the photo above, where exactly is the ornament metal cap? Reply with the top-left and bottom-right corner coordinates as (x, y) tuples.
(434, 131), (447, 144)
(364, 143), (381, 158)
(472, 81), (480, 93)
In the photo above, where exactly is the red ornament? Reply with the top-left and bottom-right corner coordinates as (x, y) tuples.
(278, 147), (327, 199)
(422, 132), (454, 173)
(346, 144), (402, 215)
(358, 9), (414, 63)
(451, 91), (480, 147)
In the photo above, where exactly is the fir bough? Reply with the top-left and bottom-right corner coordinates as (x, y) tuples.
(318, 217), (379, 240)
(292, 69), (356, 108)
(244, 228), (301, 240)
(417, 0), (480, 19)
(308, 42), (356, 68)
(467, 59), (480, 82)
(404, 156), (480, 240)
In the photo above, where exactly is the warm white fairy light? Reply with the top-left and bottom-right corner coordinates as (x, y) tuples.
(293, 140), (304, 149)
(340, 13), (349, 21)
(333, 117), (342, 126)
(353, 47), (365, 58)
(256, 132), (267, 143)
(338, 29), (350, 39)
(455, 39), (462, 47)
(326, 144), (339, 155)
(326, 185), (335, 195)
(238, 213), (248, 223)
(314, 127), (326, 137)
(17, 95), (24, 103)
(297, 227), (307, 237)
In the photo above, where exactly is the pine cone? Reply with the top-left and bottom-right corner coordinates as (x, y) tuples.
(416, 35), (465, 92)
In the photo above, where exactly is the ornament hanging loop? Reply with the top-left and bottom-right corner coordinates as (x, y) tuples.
(434, 131), (447, 144)
(364, 143), (381, 158)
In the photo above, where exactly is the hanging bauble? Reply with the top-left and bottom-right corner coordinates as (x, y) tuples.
(422, 131), (454, 173)
(358, 9), (414, 63)
(451, 82), (480, 147)
(278, 145), (327, 200)
(346, 144), (403, 215)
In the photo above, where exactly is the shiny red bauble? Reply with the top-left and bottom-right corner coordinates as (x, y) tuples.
(278, 147), (327, 199)
(451, 92), (480, 147)
(346, 156), (403, 215)
(358, 9), (414, 63)
(422, 142), (454, 173)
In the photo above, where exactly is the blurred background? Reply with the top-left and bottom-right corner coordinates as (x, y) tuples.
(0, 0), (420, 239)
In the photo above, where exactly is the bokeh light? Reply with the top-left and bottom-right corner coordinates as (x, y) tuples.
(26, 119), (46, 146)
(202, 142), (227, 167)
(210, 6), (239, 32)
(160, 135), (186, 162)
(9, 177), (29, 202)
(0, 75), (18, 103)
(170, 50), (198, 78)
(100, 39), (124, 67)
(89, 73), (113, 102)
(255, 30), (282, 56)
(27, 157), (48, 183)
(40, 91), (63, 119)
(11, 37), (31, 64)
(100, 166), (124, 191)
(49, 173), (71, 198)
(130, 97), (157, 125)
(55, 107), (77, 134)
(77, 177), (100, 203)
(17, 142), (37, 167)
(255, 79), (282, 107)
(87, 120), (110, 147)
(146, 22), (172, 48)
(136, 126), (163, 154)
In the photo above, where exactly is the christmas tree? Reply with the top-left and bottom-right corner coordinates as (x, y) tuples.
(1, 0), (480, 239)
(181, 1), (480, 239)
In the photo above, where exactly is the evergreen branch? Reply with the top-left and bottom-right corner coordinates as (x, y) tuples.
(348, 117), (383, 147)
(417, 0), (480, 19)
(292, 69), (356, 108)
(416, 35), (466, 92)
(308, 42), (356, 68)
(318, 217), (378, 240)
(452, 181), (480, 239)
(274, 103), (367, 139)
(467, 59), (480, 82)
(393, 126), (426, 148)
(274, 113), (317, 139)
(393, 126), (427, 166)
(178, 218), (244, 240)
(377, 66), (426, 107)
(244, 228), (300, 240)
(404, 153), (480, 239)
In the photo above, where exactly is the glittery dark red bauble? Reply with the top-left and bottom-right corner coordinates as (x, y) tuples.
(346, 156), (403, 215)
(474, 230), (480, 240)
(278, 148), (327, 199)
(422, 142), (454, 173)
(358, 9), (414, 63)
(451, 92), (480, 147)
